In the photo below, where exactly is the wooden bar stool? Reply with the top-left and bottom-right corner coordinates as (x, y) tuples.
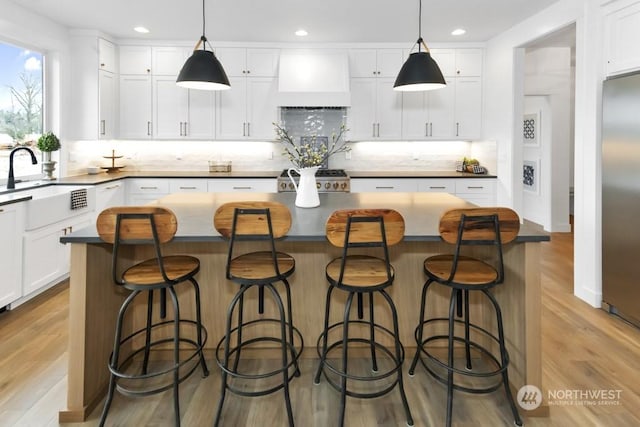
(313, 209), (414, 427)
(96, 207), (209, 427)
(213, 201), (303, 427)
(408, 207), (522, 427)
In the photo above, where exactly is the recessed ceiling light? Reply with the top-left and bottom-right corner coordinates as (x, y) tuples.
(295, 29), (308, 37)
(451, 28), (466, 36)
(134, 26), (150, 34)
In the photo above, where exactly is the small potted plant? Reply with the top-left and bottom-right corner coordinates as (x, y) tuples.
(37, 131), (61, 180)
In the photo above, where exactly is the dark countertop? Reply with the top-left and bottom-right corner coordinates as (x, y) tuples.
(56, 170), (283, 185)
(61, 191), (548, 244)
(347, 171), (497, 178)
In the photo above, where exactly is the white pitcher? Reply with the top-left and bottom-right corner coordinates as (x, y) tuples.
(287, 166), (320, 208)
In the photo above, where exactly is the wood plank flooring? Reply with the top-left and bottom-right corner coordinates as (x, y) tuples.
(1, 230), (639, 426)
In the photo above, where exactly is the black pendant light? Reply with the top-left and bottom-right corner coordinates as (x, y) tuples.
(394, 0), (446, 92)
(176, 0), (230, 91)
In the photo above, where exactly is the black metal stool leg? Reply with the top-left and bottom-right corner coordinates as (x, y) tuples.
(282, 278), (301, 377)
(142, 290), (154, 375)
(464, 289), (473, 371)
(484, 290), (523, 426)
(338, 291), (355, 427)
(99, 290), (139, 427)
(446, 289), (457, 427)
(190, 278), (209, 377)
(314, 285), (335, 385)
(368, 292), (378, 373)
(232, 289), (246, 373)
(168, 287), (181, 427)
(380, 289), (414, 426)
(267, 283), (295, 427)
(409, 279), (432, 376)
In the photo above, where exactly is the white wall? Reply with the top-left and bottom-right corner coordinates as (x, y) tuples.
(483, 0), (604, 306)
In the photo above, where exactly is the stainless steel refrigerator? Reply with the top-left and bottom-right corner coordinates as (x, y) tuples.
(602, 71), (640, 327)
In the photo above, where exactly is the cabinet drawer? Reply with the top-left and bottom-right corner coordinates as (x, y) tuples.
(127, 179), (170, 193)
(350, 178), (417, 192)
(417, 179), (455, 193)
(168, 179), (208, 193)
(208, 179), (277, 193)
(454, 179), (495, 195)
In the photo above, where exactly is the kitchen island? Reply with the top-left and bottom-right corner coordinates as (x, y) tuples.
(58, 192), (548, 421)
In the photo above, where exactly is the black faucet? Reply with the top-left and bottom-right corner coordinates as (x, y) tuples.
(7, 146), (38, 190)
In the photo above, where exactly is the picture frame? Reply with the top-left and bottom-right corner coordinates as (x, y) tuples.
(523, 112), (540, 147)
(523, 159), (539, 194)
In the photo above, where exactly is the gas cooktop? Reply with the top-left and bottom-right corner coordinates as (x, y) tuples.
(279, 169), (348, 178)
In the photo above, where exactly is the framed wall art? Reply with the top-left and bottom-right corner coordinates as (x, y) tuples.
(523, 159), (539, 194)
(523, 112), (540, 147)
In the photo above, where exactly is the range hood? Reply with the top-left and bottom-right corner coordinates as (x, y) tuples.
(277, 49), (351, 107)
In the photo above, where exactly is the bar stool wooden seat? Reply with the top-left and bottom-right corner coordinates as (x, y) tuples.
(314, 209), (414, 427)
(213, 201), (303, 427)
(408, 207), (522, 427)
(96, 206), (209, 427)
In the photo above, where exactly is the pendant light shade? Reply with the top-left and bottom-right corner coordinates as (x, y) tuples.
(393, 0), (445, 92)
(176, 0), (230, 91)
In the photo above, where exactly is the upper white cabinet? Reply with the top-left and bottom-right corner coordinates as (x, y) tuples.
(605, 1), (640, 76)
(454, 77), (482, 139)
(120, 45), (152, 75)
(152, 46), (191, 76)
(429, 48), (482, 77)
(99, 70), (117, 139)
(215, 47), (280, 77)
(217, 76), (278, 140)
(119, 75), (153, 139)
(348, 49), (404, 77)
(348, 78), (402, 140)
(98, 38), (117, 73)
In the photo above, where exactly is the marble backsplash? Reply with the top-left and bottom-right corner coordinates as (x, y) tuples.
(64, 139), (497, 176)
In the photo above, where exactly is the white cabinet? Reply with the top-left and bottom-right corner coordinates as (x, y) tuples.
(0, 203), (24, 308)
(454, 178), (496, 206)
(126, 178), (170, 205)
(454, 77), (482, 139)
(416, 179), (455, 193)
(605, 1), (640, 75)
(120, 45), (152, 75)
(168, 179), (208, 193)
(217, 76), (278, 140)
(98, 38), (117, 73)
(429, 48), (482, 77)
(215, 47), (280, 77)
(22, 213), (93, 299)
(207, 179), (277, 192)
(152, 46), (191, 77)
(402, 79), (456, 139)
(95, 181), (126, 218)
(348, 49), (404, 78)
(348, 78), (402, 140)
(119, 75), (153, 139)
(153, 76), (215, 139)
(99, 70), (117, 139)
(350, 178), (417, 192)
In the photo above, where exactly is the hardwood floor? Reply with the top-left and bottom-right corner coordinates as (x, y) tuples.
(1, 231), (639, 426)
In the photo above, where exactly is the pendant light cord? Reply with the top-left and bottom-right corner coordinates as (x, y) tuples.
(418, 0), (422, 39)
(202, 0), (206, 39)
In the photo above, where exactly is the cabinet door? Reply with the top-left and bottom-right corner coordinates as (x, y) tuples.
(350, 178), (417, 192)
(454, 77), (482, 139)
(430, 49), (456, 77)
(427, 78), (455, 138)
(23, 226), (66, 296)
(402, 92), (428, 139)
(208, 179), (277, 192)
(152, 46), (191, 76)
(455, 49), (483, 76)
(348, 78), (377, 140)
(215, 47), (247, 76)
(120, 75), (153, 139)
(98, 38), (116, 73)
(154, 76), (189, 138)
(168, 179), (208, 192)
(375, 78), (402, 139)
(349, 49), (378, 77)
(188, 89), (215, 139)
(120, 45), (152, 75)
(606, 2), (640, 75)
(95, 181), (126, 220)
(376, 49), (404, 77)
(217, 76), (247, 139)
(99, 70), (117, 139)
(0, 203), (23, 308)
(416, 179), (455, 193)
(247, 48), (280, 77)
(247, 77), (278, 139)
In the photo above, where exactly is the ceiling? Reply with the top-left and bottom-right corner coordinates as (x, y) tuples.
(10, 0), (560, 44)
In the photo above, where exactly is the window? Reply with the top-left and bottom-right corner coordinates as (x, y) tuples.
(0, 40), (44, 182)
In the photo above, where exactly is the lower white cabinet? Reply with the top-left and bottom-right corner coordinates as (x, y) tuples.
(168, 179), (208, 193)
(126, 178), (170, 205)
(208, 178), (277, 193)
(22, 213), (93, 300)
(95, 181), (126, 218)
(453, 179), (496, 206)
(350, 178), (417, 192)
(0, 203), (25, 308)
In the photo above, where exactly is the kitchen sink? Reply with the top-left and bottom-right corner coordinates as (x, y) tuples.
(24, 185), (96, 230)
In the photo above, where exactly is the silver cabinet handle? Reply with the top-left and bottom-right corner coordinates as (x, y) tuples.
(179, 122), (183, 136)
(376, 186), (394, 189)
(140, 186), (158, 190)
(247, 122), (250, 136)
(372, 123), (376, 137)
(377, 123), (380, 137)
(467, 186), (484, 189)
(105, 185), (120, 190)
(430, 123), (433, 137)
(243, 122), (246, 136)
(456, 122), (460, 137)
(184, 122), (188, 136)
(179, 186), (197, 190)
(425, 123), (428, 137)
(233, 186), (252, 190)
(430, 186), (446, 189)
(147, 121), (152, 136)
(100, 120), (106, 135)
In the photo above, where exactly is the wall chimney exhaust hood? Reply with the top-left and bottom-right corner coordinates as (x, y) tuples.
(277, 49), (351, 107)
